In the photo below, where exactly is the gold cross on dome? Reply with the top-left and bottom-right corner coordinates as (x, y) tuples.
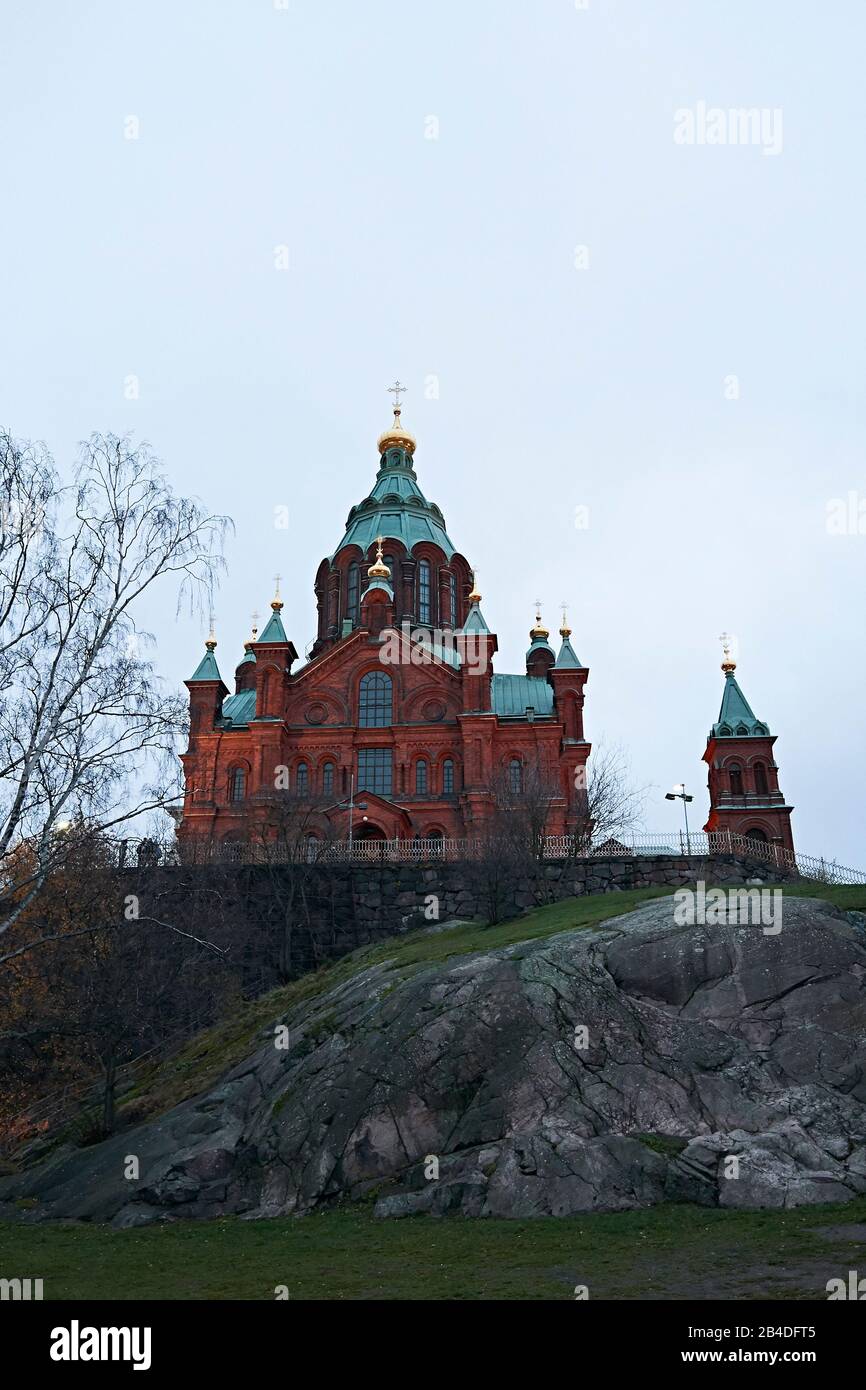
(387, 379), (407, 410)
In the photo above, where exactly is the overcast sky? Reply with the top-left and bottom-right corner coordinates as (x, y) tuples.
(1, 1), (864, 864)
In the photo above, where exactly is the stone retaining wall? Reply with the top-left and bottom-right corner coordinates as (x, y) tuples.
(128, 852), (792, 987)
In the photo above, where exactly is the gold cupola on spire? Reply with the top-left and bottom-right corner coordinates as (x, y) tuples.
(367, 536), (391, 580)
(377, 379), (417, 456)
(530, 602), (550, 640)
(720, 631), (737, 674)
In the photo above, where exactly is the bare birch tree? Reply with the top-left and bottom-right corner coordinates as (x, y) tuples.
(0, 429), (229, 955)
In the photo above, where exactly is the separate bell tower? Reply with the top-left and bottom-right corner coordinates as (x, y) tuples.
(703, 636), (794, 854)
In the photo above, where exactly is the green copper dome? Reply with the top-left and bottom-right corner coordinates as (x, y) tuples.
(331, 444), (455, 560)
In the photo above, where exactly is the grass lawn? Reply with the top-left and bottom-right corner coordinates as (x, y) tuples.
(6, 879), (865, 1302)
(3, 1201), (866, 1300)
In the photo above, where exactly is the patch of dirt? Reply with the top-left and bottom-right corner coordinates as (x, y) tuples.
(812, 1224), (866, 1243)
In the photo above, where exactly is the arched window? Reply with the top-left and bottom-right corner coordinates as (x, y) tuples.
(347, 563), (360, 625)
(418, 559), (431, 625)
(745, 826), (768, 843)
(729, 765), (743, 797)
(296, 763), (309, 795)
(509, 758), (522, 794)
(359, 670), (392, 727)
(415, 759), (428, 794)
(322, 762), (334, 797)
(229, 768), (246, 802)
(754, 762), (768, 796)
(442, 758), (454, 794)
(448, 572), (457, 626)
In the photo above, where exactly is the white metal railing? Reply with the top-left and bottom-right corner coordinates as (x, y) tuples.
(107, 831), (866, 884)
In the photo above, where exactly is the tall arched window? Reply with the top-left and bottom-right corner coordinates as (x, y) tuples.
(347, 563), (360, 625)
(442, 758), (454, 794)
(448, 572), (457, 625)
(418, 559), (431, 625)
(509, 758), (522, 794)
(229, 768), (246, 802)
(729, 765), (743, 797)
(359, 670), (392, 727)
(296, 763), (309, 795)
(415, 759), (428, 794)
(754, 762), (768, 796)
(322, 762), (334, 797)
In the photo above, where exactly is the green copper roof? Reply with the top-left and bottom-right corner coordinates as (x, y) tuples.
(365, 577), (394, 600)
(711, 671), (770, 738)
(525, 634), (554, 661)
(555, 635), (584, 669)
(332, 450), (455, 560)
(221, 689), (256, 726)
(461, 601), (490, 635)
(188, 647), (223, 682)
(256, 609), (288, 644)
(491, 673), (554, 717)
(239, 648), (256, 666)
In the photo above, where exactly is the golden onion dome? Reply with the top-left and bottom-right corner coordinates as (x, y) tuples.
(367, 536), (391, 580)
(377, 405), (416, 456)
(530, 604), (549, 641)
(720, 632), (737, 673)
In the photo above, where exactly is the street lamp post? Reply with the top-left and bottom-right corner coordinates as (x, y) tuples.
(334, 774), (367, 854)
(665, 783), (694, 855)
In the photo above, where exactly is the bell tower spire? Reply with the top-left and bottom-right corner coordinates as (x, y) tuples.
(703, 639), (795, 854)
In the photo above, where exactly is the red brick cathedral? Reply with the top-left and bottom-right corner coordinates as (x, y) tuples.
(179, 396), (591, 848)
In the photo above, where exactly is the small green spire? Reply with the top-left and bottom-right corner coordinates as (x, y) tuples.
(711, 642), (770, 737)
(188, 624), (223, 683)
(555, 635), (582, 669)
(461, 600), (490, 635)
(554, 606), (583, 668)
(257, 579), (289, 643)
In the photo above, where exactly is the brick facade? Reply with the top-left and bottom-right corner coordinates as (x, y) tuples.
(179, 410), (591, 848)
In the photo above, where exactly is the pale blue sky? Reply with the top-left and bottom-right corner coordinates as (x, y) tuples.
(1, 1), (864, 863)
